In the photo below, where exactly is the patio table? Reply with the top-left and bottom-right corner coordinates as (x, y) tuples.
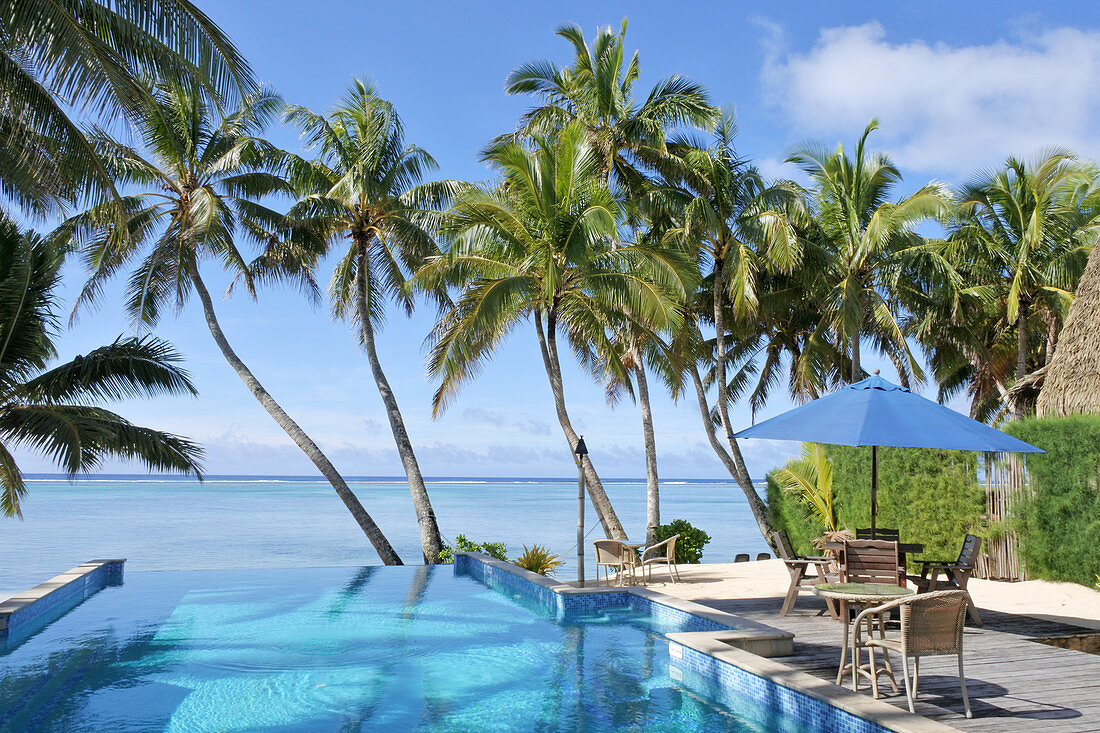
(815, 582), (914, 691)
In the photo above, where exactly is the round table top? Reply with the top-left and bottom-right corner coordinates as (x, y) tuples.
(813, 582), (914, 603)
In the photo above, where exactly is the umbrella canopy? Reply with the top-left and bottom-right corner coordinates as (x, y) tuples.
(733, 373), (1043, 533)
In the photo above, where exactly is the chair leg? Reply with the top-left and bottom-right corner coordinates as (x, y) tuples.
(781, 566), (804, 615)
(876, 613), (898, 693)
(671, 562), (679, 583)
(959, 653), (973, 718)
(913, 657), (920, 698)
(901, 657), (916, 714)
(836, 602), (850, 686)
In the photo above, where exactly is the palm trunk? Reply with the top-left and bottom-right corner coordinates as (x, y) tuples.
(355, 238), (445, 564)
(633, 354), (660, 544)
(534, 309), (627, 541)
(190, 270), (403, 565)
(689, 361), (776, 553)
(1015, 301), (1029, 419)
(707, 262), (775, 550)
(851, 337), (861, 382)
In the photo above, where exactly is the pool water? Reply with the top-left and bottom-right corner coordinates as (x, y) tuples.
(0, 566), (789, 732)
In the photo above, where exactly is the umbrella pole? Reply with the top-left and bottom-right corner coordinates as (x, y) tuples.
(871, 445), (878, 538)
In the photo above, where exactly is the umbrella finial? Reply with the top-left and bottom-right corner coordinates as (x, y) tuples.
(872, 368), (880, 376)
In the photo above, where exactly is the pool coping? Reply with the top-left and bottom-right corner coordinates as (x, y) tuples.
(0, 559), (125, 646)
(457, 552), (958, 733)
(458, 551), (794, 656)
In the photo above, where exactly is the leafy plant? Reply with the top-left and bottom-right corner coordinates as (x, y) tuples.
(1007, 416), (1100, 586)
(654, 519), (711, 564)
(768, 445), (985, 570)
(439, 534), (509, 564)
(775, 443), (839, 532)
(513, 545), (566, 576)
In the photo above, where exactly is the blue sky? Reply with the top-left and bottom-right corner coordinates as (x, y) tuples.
(18, 1), (1100, 478)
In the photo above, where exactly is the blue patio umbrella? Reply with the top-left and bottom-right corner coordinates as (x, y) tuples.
(732, 371), (1043, 535)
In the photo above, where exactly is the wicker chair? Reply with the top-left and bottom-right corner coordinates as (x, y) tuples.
(593, 540), (637, 586)
(639, 534), (680, 583)
(774, 530), (838, 616)
(908, 534), (983, 627)
(853, 590), (973, 718)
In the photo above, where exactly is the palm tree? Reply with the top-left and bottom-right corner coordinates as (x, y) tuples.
(283, 81), (449, 564)
(1, 0), (254, 214)
(787, 120), (951, 384)
(52, 84), (403, 565)
(948, 151), (1097, 416)
(505, 19), (715, 542)
(652, 110), (804, 546)
(0, 215), (201, 516)
(503, 18), (717, 193)
(420, 123), (691, 541)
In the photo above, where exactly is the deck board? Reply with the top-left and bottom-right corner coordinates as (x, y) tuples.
(690, 594), (1100, 731)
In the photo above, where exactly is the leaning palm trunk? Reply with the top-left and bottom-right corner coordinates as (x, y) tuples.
(535, 311), (627, 540)
(634, 357), (660, 544)
(191, 270), (403, 565)
(355, 244), (445, 564)
(691, 316), (776, 552)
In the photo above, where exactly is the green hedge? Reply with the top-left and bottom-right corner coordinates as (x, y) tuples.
(1006, 416), (1100, 586)
(768, 445), (985, 571)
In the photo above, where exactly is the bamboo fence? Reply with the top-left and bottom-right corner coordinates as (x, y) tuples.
(977, 452), (1032, 581)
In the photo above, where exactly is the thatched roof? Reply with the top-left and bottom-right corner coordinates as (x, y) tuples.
(1038, 238), (1100, 417)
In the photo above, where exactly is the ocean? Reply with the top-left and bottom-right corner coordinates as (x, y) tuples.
(1, 475), (771, 594)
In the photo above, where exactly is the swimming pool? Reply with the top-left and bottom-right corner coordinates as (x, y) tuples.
(0, 564), (870, 732)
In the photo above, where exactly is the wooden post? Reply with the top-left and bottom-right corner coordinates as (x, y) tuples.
(575, 436), (588, 587)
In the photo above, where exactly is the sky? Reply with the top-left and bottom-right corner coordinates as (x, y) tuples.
(16, 1), (1100, 479)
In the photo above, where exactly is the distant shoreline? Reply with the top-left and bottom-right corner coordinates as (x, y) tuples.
(24, 473), (768, 485)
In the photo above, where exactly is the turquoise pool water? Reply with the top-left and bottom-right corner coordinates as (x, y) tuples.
(0, 566), (794, 732)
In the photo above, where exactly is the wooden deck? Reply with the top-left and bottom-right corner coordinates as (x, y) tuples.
(691, 593), (1100, 731)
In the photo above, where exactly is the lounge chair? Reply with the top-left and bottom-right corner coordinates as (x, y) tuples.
(593, 540), (637, 586)
(908, 534), (983, 626)
(853, 590), (973, 718)
(774, 530), (837, 616)
(639, 534), (680, 583)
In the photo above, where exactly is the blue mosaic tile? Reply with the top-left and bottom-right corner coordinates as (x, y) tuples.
(455, 553), (893, 733)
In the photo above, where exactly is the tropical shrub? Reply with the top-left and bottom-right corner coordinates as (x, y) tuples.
(654, 519), (711, 564)
(513, 545), (566, 576)
(768, 445), (985, 570)
(438, 534), (509, 564)
(775, 444), (839, 532)
(1006, 416), (1100, 586)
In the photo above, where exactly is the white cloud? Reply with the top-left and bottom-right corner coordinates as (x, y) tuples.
(762, 23), (1100, 174)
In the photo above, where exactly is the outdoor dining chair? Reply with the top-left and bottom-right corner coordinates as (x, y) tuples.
(593, 540), (638, 586)
(908, 534), (983, 626)
(852, 590), (973, 718)
(773, 530), (838, 616)
(841, 539), (902, 586)
(856, 528), (900, 541)
(639, 534), (680, 583)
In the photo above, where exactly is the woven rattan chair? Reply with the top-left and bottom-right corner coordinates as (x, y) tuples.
(639, 534), (679, 583)
(853, 590), (973, 718)
(908, 534), (983, 626)
(593, 540), (637, 586)
(774, 530), (838, 616)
